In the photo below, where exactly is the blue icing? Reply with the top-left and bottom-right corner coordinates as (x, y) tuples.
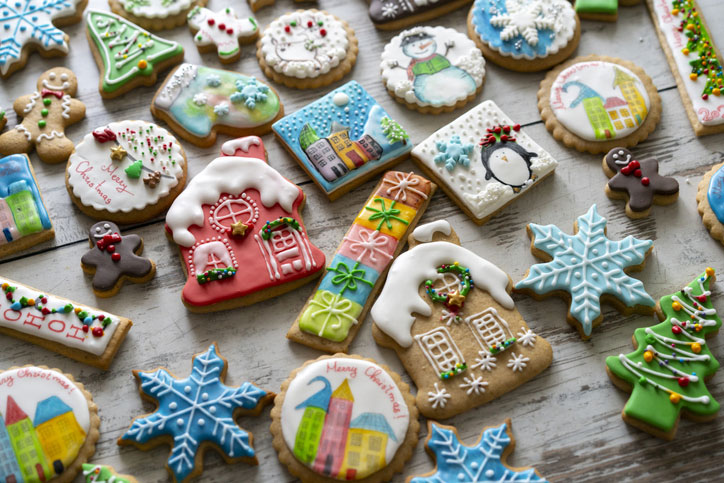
(707, 165), (724, 224)
(0, 154), (52, 239)
(318, 253), (380, 306)
(471, 0), (557, 59)
(272, 81), (413, 194)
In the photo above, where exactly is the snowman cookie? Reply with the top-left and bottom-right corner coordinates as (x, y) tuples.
(257, 10), (358, 89)
(109, 0), (207, 30)
(0, 68), (86, 164)
(187, 7), (258, 63)
(381, 26), (485, 113)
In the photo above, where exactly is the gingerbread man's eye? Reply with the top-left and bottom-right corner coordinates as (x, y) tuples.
(95, 227), (102, 233)
(103, 223), (110, 229)
(618, 150), (625, 155)
(612, 153), (619, 159)
(60, 73), (68, 81)
(48, 72), (56, 80)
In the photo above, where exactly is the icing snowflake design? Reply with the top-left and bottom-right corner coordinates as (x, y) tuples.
(0, 0), (75, 75)
(434, 135), (474, 172)
(460, 374), (488, 395)
(517, 328), (536, 347)
(489, 0), (556, 47)
(428, 382), (451, 409)
(214, 102), (230, 116)
(410, 422), (547, 483)
(120, 345), (267, 482)
(507, 352), (529, 372)
(206, 74), (221, 87)
(515, 205), (655, 337)
(471, 351), (497, 372)
(193, 93), (208, 106)
(381, 2), (398, 17)
(230, 78), (269, 110)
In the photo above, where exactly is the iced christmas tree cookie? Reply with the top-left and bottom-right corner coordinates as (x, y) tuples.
(187, 7), (258, 63)
(86, 10), (184, 99)
(83, 464), (137, 482)
(606, 269), (721, 440)
(467, 0), (580, 72)
(109, 0), (206, 30)
(368, 0), (472, 30)
(539, 55), (662, 153)
(515, 205), (656, 340)
(273, 81), (414, 200)
(257, 10), (358, 89)
(152, 64), (283, 147)
(0, 365), (100, 482)
(371, 221), (552, 418)
(270, 354), (419, 482)
(119, 344), (273, 482)
(380, 26), (485, 113)
(412, 100), (558, 225)
(66, 120), (188, 224)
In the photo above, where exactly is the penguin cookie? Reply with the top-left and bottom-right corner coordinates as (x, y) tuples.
(81, 221), (156, 297)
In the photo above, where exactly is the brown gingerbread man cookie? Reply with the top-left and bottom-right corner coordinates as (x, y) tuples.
(0, 67), (86, 164)
(603, 147), (679, 219)
(81, 221), (155, 297)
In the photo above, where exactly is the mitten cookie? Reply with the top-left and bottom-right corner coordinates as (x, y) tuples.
(81, 221), (156, 297)
(109, 0), (207, 30)
(187, 7), (258, 63)
(0, 68), (85, 164)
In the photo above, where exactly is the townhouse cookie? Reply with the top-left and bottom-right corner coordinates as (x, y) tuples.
(152, 63), (284, 147)
(257, 10), (358, 89)
(368, 0), (472, 30)
(187, 7), (259, 63)
(0, 365), (100, 482)
(86, 10), (184, 99)
(270, 354), (419, 482)
(83, 464), (138, 482)
(118, 344), (274, 483)
(467, 0), (580, 72)
(109, 0), (207, 30)
(696, 162), (724, 244)
(539, 55), (662, 153)
(0, 0), (87, 78)
(603, 147), (679, 219)
(515, 204), (656, 340)
(66, 120), (187, 224)
(380, 26), (485, 113)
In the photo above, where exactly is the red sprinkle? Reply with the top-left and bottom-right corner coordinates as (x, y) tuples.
(320, 28), (327, 37)
(641, 177), (650, 186)
(672, 325), (682, 335)
(677, 377), (690, 387)
(111, 253), (121, 262)
(284, 25), (291, 33)
(207, 18), (214, 26)
(92, 327), (104, 337)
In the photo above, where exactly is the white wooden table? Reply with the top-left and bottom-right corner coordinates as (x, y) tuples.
(1, 0), (723, 481)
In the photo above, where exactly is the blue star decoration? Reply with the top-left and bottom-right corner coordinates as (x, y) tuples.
(434, 135), (475, 172)
(410, 420), (548, 483)
(230, 77), (269, 109)
(515, 204), (655, 339)
(118, 344), (273, 483)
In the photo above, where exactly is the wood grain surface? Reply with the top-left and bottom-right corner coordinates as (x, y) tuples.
(0, 0), (723, 482)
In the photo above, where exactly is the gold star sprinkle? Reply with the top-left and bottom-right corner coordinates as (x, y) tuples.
(230, 221), (249, 237)
(110, 145), (127, 161)
(446, 290), (466, 308)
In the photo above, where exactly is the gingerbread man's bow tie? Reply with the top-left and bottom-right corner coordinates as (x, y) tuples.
(96, 233), (123, 251)
(619, 159), (650, 186)
(41, 88), (65, 99)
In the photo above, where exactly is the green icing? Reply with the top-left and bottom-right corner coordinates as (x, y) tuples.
(574, 0), (618, 15)
(83, 463), (132, 483)
(124, 160), (143, 179)
(299, 290), (362, 342)
(605, 270), (721, 433)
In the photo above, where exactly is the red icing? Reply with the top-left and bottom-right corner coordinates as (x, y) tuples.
(92, 128), (117, 143)
(4, 395), (28, 425)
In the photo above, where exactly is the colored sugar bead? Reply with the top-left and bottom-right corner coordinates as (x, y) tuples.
(669, 393), (681, 404)
(643, 350), (654, 362)
(691, 342), (702, 353)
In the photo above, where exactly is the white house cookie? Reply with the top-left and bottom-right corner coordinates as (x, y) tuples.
(187, 7), (258, 63)
(380, 26), (485, 113)
(109, 0), (207, 30)
(412, 100), (558, 225)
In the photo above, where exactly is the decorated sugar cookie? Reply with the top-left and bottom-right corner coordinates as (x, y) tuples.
(247, 0), (314, 12)
(412, 100), (558, 225)
(270, 354), (419, 482)
(606, 269), (721, 440)
(66, 120), (188, 224)
(165, 136), (325, 312)
(515, 205), (656, 339)
(257, 10), (358, 89)
(467, 0), (580, 72)
(696, 162), (724, 244)
(409, 420), (548, 482)
(273, 81), (413, 200)
(574, 0), (641, 21)
(119, 344), (274, 483)
(86, 10), (184, 99)
(371, 221), (552, 418)
(0, 365), (100, 482)
(187, 7), (258, 63)
(380, 26), (485, 113)
(0, 154), (54, 258)
(83, 464), (137, 482)
(0, 68), (86, 164)
(0, 0), (87, 78)
(603, 147), (679, 218)
(0, 110), (6, 131)
(152, 63), (283, 147)
(539, 55), (662, 153)
(81, 221), (156, 297)
(288, 171), (434, 352)
(109, 0), (207, 30)
(368, 0), (472, 30)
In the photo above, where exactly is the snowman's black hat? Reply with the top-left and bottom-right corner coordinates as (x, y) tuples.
(400, 32), (434, 47)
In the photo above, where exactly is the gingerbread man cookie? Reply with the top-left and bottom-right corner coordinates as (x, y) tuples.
(603, 147), (679, 218)
(0, 68), (85, 164)
(81, 221), (156, 297)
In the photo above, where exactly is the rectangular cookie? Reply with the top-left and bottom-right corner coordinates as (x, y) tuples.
(0, 277), (132, 369)
(287, 171), (435, 352)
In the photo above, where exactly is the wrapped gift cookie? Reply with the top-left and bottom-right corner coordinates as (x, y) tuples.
(108, 0), (206, 30)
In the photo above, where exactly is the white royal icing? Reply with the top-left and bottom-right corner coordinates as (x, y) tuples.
(187, 7), (257, 61)
(411, 220), (452, 243)
(259, 10), (349, 79)
(67, 121), (186, 214)
(371, 241), (514, 348)
(118, 0), (194, 19)
(153, 63), (197, 109)
(220, 136), (261, 155)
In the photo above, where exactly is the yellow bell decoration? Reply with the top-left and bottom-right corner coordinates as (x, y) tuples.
(669, 393), (681, 404)
(691, 342), (702, 354)
(643, 351), (654, 363)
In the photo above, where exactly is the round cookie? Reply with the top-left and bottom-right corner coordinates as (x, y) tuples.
(380, 26), (485, 113)
(538, 55), (662, 154)
(108, 0), (206, 30)
(697, 162), (724, 245)
(66, 120), (187, 224)
(467, 0), (580, 72)
(271, 354), (419, 482)
(257, 9), (358, 89)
